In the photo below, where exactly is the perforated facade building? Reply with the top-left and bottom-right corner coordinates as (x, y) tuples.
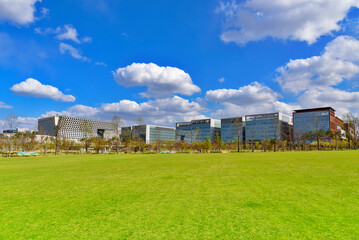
(38, 115), (117, 140)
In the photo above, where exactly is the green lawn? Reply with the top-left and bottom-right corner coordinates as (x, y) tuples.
(1, 152), (359, 239)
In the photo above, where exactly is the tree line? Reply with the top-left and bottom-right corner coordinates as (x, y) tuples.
(0, 113), (358, 156)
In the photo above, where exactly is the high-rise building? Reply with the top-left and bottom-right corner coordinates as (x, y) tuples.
(38, 115), (117, 140)
(121, 125), (175, 144)
(293, 107), (344, 140)
(245, 112), (292, 142)
(176, 119), (221, 143)
(221, 117), (245, 143)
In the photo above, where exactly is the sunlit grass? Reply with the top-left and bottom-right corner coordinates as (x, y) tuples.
(1, 152), (358, 239)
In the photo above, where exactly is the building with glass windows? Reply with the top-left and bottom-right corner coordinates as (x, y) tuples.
(175, 119), (221, 143)
(293, 107), (344, 140)
(121, 125), (175, 144)
(175, 122), (192, 142)
(221, 117), (245, 143)
(245, 113), (292, 142)
(38, 115), (117, 140)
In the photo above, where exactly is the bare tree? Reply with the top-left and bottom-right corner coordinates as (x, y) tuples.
(54, 116), (65, 155)
(80, 119), (94, 153)
(271, 117), (280, 152)
(231, 118), (243, 152)
(4, 113), (19, 156)
(111, 115), (122, 153)
(343, 112), (359, 150)
(5, 113), (19, 130)
(310, 115), (326, 151)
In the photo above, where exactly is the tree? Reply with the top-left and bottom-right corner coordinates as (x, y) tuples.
(135, 117), (145, 152)
(4, 113), (19, 157)
(310, 115), (327, 151)
(80, 119), (93, 153)
(5, 113), (19, 130)
(38, 125), (49, 155)
(202, 136), (211, 152)
(231, 118), (243, 152)
(343, 112), (359, 150)
(111, 115), (122, 153)
(92, 137), (105, 153)
(213, 134), (223, 153)
(54, 116), (65, 155)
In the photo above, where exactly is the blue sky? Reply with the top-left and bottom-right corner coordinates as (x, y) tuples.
(1, 0), (359, 129)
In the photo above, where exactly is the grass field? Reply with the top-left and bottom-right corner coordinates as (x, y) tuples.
(1, 152), (359, 239)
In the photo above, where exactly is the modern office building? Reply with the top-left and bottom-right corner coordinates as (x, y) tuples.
(293, 107), (344, 140)
(245, 112), (292, 142)
(175, 122), (192, 142)
(221, 117), (245, 143)
(176, 118), (221, 143)
(38, 115), (117, 140)
(121, 125), (176, 144)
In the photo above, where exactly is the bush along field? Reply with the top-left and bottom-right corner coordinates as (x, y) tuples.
(1, 151), (359, 239)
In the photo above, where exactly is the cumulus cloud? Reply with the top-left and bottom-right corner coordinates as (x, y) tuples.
(206, 82), (280, 105)
(35, 24), (91, 44)
(217, 0), (359, 45)
(276, 36), (359, 93)
(211, 101), (300, 119)
(41, 96), (206, 127)
(0, 101), (12, 109)
(206, 82), (299, 118)
(0, 116), (38, 130)
(298, 87), (359, 117)
(10, 78), (76, 102)
(0, 0), (41, 25)
(112, 63), (201, 98)
(59, 42), (91, 62)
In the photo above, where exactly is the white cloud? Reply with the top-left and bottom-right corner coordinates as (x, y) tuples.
(298, 87), (359, 117)
(217, 0), (359, 45)
(276, 36), (359, 93)
(218, 77), (225, 83)
(0, 0), (41, 25)
(41, 96), (206, 127)
(55, 25), (81, 43)
(0, 101), (12, 109)
(59, 42), (91, 62)
(206, 82), (299, 118)
(211, 101), (300, 119)
(206, 82), (280, 105)
(35, 24), (91, 44)
(10, 78), (76, 102)
(0, 117), (38, 130)
(112, 63), (201, 98)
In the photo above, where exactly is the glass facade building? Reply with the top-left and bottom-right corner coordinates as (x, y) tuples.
(293, 107), (344, 140)
(121, 125), (175, 144)
(175, 122), (192, 142)
(176, 119), (221, 143)
(245, 113), (292, 142)
(221, 117), (245, 143)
